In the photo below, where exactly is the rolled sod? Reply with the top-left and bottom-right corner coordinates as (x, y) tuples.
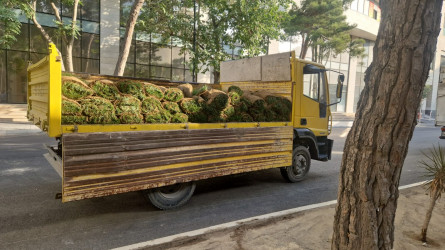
(144, 109), (172, 123)
(228, 85), (243, 96)
(180, 98), (203, 114)
(178, 83), (193, 98)
(89, 79), (121, 101)
(119, 111), (144, 124)
(80, 96), (118, 124)
(62, 97), (82, 115)
(114, 95), (142, 116)
(144, 83), (164, 100)
(228, 91), (241, 106)
(204, 90), (229, 112)
(164, 88), (184, 102)
(192, 85), (208, 96)
(62, 76), (94, 100)
(171, 113), (189, 123)
(117, 81), (146, 100)
(141, 96), (163, 114)
(61, 115), (88, 125)
(188, 112), (208, 123)
(163, 101), (181, 114)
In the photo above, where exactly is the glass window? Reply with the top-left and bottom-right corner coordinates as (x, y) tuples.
(30, 26), (58, 53)
(13, 9), (29, 23)
(151, 66), (171, 79)
(124, 63), (135, 77)
(0, 51), (6, 103)
(7, 51), (28, 103)
(350, 0), (358, 11)
(82, 20), (99, 34)
(135, 64), (150, 78)
(120, 0), (134, 26)
(36, 0), (59, 14)
(82, 58), (99, 73)
(10, 24), (29, 51)
(61, 2), (81, 19)
(185, 69), (193, 82)
(35, 12), (57, 28)
(82, 33), (99, 59)
(172, 68), (185, 81)
(81, 0), (100, 22)
(136, 40), (150, 64)
(172, 47), (184, 68)
(303, 73), (320, 101)
(358, 0), (365, 13)
(151, 44), (171, 67)
(364, 0), (370, 16)
(30, 53), (46, 64)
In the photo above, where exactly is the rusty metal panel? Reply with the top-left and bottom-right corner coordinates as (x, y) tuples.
(61, 126), (293, 202)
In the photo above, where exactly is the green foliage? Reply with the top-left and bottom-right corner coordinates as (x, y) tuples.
(62, 98), (82, 115)
(134, 0), (290, 82)
(164, 88), (184, 102)
(114, 95), (141, 115)
(0, 6), (21, 49)
(419, 144), (445, 199)
(283, 0), (364, 62)
(171, 113), (189, 123)
(62, 78), (94, 100)
(117, 81), (146, 100)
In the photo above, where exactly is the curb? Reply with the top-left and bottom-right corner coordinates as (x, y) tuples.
(113, 181), (427, 250)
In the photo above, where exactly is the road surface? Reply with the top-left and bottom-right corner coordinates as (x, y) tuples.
(0, 125), (441, 249)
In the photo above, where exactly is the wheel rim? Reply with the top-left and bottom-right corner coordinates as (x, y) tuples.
(292, 154), (308, 177)
(157, 183), (188, 199)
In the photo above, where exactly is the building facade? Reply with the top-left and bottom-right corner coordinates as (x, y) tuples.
(1, 0), (444, 118)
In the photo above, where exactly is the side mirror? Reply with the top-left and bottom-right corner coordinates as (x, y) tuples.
(336, 75), (344, 99)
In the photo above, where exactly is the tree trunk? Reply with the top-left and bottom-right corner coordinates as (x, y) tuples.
(213, 70), (220, 84)
(114, 0), (145, 76)
(64, 0), (79, 72)
(420, 188), (440, 242)
(300, 35), (310, 59)
(30, 1), (65, 71)
(331, 1), (442, 250)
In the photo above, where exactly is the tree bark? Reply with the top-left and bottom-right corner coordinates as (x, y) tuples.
(420, 188), (440, 242)
(64, 0), (79, 72)
(114, 0), (145, 76)
(331, 1), (442, 250)
(213, 71), (220, 84)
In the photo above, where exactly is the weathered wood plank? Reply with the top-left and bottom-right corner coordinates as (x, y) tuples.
(62, 126), (293, 202)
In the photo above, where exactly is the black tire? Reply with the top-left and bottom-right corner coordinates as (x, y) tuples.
(143, 182), (196, 210)
(280, 146), (311, 182)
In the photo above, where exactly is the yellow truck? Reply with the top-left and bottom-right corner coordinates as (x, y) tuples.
(27, 43), (344, 209)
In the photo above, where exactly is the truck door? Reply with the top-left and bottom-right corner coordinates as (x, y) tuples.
(299, 64), (329, 136)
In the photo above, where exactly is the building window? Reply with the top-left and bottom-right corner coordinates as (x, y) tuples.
(0, 1), (100, 104)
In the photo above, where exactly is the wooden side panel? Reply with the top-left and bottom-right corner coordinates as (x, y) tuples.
(62, 126), (293, 202)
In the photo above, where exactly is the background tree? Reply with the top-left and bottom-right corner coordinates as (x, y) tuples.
(21, 0), (82, 72)
(0, 1), (29, 49)
(283, 0), (363, 63)
(185, 0), (290, 83)
(331, 1), (442, 249)
(419, 144), (445, 243)
(114, 0), (145, 76)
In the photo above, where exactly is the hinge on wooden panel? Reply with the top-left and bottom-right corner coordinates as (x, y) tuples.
(56, 56), (62, 62)
(55, 193), (62, 199)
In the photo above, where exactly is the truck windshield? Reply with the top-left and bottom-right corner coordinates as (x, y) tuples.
(303, 65), (327, 104)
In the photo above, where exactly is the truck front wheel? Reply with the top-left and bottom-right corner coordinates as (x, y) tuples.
(280, 146), (311, 182)
(143, 182), (196, 210)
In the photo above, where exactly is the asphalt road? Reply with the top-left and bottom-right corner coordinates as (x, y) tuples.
(0, 124), (443, 249)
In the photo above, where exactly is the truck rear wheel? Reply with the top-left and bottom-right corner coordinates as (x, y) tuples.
(144, 182), (196, 210)
(280, 146), (311, 182)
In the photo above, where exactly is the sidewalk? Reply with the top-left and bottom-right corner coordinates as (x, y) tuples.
(0, 104), (42, 136)
(117, 185), (445, 250)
